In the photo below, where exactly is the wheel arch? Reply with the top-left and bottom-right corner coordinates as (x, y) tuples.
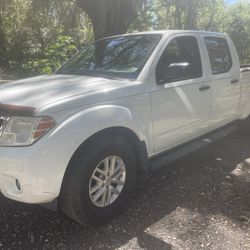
(59, 126), (147, 224)
(61, 127), (150, 189)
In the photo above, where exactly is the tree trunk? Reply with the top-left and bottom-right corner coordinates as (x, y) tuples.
(174, 1), (182, 29)
(185, 0), (196, 30)
(76, 0), (138, 40)
(0, 14), (9, 68)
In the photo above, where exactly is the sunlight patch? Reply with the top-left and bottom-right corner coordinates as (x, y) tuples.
(231, 160), (250, 181)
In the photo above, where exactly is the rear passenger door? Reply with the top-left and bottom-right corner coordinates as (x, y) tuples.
(151, 34), (211, 153)
(203, 36), (241, 127)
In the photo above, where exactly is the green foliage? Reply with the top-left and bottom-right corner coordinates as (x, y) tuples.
(225, 2), (250, 63)
(0, 0), (249, 74)
(130, 0), (226, 31)
(26, 35), (78, 74)
(129, 0), (250, 64)
(0, 0), (93, 74)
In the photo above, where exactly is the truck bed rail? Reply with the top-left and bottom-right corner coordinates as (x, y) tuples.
(240, 64), (250, 73)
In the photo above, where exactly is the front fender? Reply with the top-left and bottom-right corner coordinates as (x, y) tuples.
(57, 105), (152, 154)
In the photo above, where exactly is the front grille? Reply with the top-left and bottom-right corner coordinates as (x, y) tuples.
(0, 116), (10, 136)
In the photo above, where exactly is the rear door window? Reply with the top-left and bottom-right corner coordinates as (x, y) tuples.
(204, 37), (232, 75)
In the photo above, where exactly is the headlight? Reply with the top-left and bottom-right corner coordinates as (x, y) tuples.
(0, 116), (55, 146)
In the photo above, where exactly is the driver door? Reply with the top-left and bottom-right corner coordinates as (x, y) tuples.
(151, 34), (211, 153)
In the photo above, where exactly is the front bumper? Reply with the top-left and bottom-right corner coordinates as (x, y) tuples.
(0, 173), (56, 203)
(0, 127), (78, 204)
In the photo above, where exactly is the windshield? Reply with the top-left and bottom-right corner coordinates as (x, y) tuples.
(57, 34), (162, 80)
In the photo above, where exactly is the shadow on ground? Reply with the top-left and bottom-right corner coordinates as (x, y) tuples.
(0, 132), (249, 249)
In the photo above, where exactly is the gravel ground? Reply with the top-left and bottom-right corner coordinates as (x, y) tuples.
(0, 131), (250, 250)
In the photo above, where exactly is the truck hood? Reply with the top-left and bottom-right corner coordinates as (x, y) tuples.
(0, 74), (136, 113)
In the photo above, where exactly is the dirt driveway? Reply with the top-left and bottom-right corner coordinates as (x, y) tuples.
(0, 131), (249, 250)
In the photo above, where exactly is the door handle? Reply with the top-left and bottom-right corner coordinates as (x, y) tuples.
(199, 85), (210, 91)
(231, 79), (239, 84)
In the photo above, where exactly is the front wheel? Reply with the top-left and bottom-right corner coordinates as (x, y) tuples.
(88, 155), (127, 208)
(59, 134), (137, 225)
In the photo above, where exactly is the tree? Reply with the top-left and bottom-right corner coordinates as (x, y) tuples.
(0, 14), (8, 67)
(129, 0), (155, 32)
(225, 2), (250, 64)
(76, 0), (144, 39)
(0, 0), (93, 72)
(153, 0), (225, 31)
(0, 0), (249, 74)
(0, 0), (14, 68)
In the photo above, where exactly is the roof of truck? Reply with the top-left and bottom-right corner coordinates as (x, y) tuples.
(128, 30), (225, 36)
(99, 30), (226, 41)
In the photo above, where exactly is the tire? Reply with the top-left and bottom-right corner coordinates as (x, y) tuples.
(59, 134), (137, 225)
(239, 116), (250, 135)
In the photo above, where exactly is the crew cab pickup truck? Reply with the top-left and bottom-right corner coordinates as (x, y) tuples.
(0, 30), (250, 224)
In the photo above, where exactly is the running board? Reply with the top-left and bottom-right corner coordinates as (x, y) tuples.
(150, 125), (237, 172)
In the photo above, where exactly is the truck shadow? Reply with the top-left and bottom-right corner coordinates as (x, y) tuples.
(0, 132), (249, 249)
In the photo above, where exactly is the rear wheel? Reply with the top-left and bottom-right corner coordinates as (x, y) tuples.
(59, 134), (137, 225)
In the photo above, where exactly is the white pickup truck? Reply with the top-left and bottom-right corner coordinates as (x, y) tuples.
(0, 30), (250, 224)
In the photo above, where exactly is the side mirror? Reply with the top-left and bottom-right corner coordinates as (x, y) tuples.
(157, 62), (192, 84)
